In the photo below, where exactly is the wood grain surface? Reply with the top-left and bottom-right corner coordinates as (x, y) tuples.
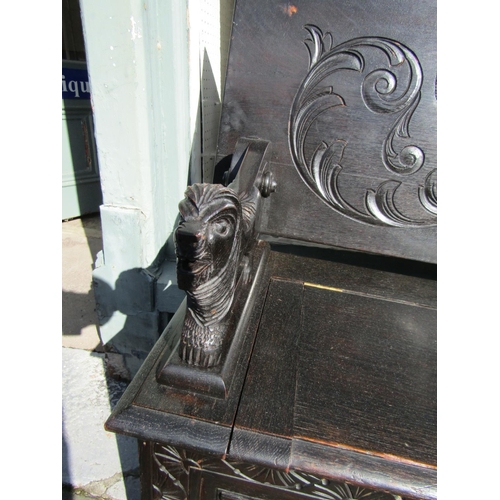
(217, 0), (437, 262)
(106, 1), (437, 498)
(231, 249), (436, 499)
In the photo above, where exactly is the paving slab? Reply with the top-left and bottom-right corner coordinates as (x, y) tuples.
(62, 346), (140, 500)
(62, 214), (103, 351)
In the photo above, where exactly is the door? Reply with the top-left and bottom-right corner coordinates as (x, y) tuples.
(62, 0), (102, 219)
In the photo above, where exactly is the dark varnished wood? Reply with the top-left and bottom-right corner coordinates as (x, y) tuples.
(230, 250), (436, 499)
(108, 246), (436, 499)
(157, 241), (270, 398)
(269, 245), (437, 308)
(257, 162), (437, 263)
(228, 278), (302, 469)
(172, 139), (275, 368)
(290, 439), (436, 500)
(217, 0), (436, 262)
(142, 442), (412, 500)
(106, 0), (436, 498)
(105, 241), (273, 457)
(295, 287), (436, 464)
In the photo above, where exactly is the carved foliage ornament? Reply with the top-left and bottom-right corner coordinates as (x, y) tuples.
(289, 25), (437, 227)
(151, 444), (405, 500)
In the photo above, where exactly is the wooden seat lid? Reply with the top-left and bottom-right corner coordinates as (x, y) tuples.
(230, 248), (437, 500)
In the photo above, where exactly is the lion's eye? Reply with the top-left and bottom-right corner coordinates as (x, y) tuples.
(214, 220), (230, 236)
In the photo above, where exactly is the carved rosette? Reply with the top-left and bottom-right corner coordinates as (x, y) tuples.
(151, 444), (406, 500)
(289, 25), (437, 227)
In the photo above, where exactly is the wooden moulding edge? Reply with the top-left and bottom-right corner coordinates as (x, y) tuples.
(291, 437), (437, 500)
(227, 428), (436, 500)
(106, 404), (232, 458)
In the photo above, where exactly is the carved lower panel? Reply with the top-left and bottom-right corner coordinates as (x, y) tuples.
(148, 444), (407, 500)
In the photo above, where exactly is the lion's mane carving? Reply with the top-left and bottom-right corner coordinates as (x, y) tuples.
(175, 183), (255, 367)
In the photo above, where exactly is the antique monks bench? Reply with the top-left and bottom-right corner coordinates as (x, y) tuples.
(106, 1), (437, 499)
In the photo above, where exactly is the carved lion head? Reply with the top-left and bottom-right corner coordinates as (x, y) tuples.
(175, 183), (242, 291)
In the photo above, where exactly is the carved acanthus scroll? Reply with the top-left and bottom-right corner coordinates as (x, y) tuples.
(289, 25), (437, 227)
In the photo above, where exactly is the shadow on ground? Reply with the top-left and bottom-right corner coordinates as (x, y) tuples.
(62, 214), (140, 500)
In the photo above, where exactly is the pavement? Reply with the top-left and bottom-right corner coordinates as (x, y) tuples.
(62, 214), (140, 500)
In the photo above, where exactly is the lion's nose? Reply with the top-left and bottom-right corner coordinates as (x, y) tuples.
(176, 221), (203, 247)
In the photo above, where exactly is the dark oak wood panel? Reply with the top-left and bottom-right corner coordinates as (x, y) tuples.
(231, 249), (436, 498)
(290, 439), (436, 500)
(105, 1), (437, 498)
(143, 442), (415, 500)
(294, 286), (436, 465)
(106, 245), (273, 457)
(219, 0), (437, 168)
(232, 278), (303, 437)
(257, 162), (437, 263)
(269, 247), (437, 308)
(190, 468), (311, 500)
(218, 0), (437, 262)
